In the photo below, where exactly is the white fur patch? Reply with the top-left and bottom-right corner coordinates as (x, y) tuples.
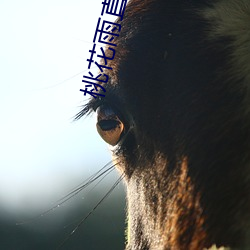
(202, 0), (250, 111)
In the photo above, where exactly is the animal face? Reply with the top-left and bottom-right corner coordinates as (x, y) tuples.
(79, 0), (250, 249)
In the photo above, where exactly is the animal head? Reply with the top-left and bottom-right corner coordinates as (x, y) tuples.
(79, 0), (250, 249)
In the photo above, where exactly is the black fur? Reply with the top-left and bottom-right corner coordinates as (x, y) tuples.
(80, 0), (250, 249)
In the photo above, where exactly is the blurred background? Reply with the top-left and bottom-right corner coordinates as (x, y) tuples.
(0, 0), (126, 249)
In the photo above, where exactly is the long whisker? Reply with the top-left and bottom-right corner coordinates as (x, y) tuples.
(16, 161), (118, 225)
(32, 65), (99, 91)
(84, 165), (116, 195)
(55, 161), (118, 203)
(50, 164), (117, 209)
(60, 166), (116, 230)
(56, 172), (125, 250)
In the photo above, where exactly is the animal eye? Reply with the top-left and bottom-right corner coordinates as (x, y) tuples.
(96, 105), (125, 146)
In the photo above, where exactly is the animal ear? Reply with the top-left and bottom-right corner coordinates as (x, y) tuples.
(96, 105), (125, 146)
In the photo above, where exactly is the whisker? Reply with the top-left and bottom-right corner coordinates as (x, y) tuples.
(60, 166), (116, 230)
(16, 161), (118, 225)
(56, 172), (125, 250)
(56, 161), (117, 203)
(85, 165), (116, 195)
(31, 65), (99, 91)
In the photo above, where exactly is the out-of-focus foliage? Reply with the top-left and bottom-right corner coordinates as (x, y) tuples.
(0, 185), (126, 250)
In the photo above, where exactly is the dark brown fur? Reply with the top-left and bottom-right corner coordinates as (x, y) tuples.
(80, 0), (250, 249)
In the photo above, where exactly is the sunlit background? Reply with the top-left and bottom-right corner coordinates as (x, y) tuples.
(0, 0), (126, 249)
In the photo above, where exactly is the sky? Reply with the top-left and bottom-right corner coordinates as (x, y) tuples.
(0, 0), (116, 214)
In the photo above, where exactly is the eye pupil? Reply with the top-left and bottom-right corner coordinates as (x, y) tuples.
(97, 120), (120, 131)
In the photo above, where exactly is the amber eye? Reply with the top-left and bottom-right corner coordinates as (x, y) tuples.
(96, 105), (125, 146)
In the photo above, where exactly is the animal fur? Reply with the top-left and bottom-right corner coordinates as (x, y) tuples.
(80, 0), (250, 249)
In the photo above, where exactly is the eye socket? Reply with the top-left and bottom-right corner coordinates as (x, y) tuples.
(96, 105), (125, 146)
